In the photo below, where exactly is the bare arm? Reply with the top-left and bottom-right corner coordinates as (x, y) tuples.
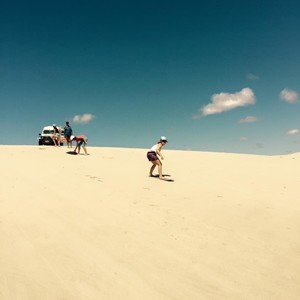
(156, 143), (164, 160)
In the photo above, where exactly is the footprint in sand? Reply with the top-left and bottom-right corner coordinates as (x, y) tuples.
(85, 175), (103, 182)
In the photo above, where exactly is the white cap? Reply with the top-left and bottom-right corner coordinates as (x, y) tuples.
(70, 135), (75, 140)
(160, 136), (168, 142)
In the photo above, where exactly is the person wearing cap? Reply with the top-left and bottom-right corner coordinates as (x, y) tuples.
(147, 136), (168, 180)
(70, 135), (88, 155)
(52, 124), (60, 146)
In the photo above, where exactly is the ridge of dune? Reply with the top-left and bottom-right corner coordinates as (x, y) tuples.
(1, 145), (300, 300)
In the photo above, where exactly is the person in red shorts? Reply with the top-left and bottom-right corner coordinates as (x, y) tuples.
(70, 135), (88, 155)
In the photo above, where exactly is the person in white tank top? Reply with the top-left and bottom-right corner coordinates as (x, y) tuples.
(146, 136), (168, 180)
(149, 144), (158, 152)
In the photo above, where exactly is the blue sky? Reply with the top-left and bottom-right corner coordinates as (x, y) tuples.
(1, 0), (300, 155)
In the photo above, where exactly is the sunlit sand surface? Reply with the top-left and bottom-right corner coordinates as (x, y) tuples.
(1, 146), (299, 299)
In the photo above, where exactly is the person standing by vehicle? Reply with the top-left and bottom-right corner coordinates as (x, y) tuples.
(64, 121), (73, 148)
(52, 124), (60, 146)
(70, 135), (88, 155)
(147, 136), (168, 180)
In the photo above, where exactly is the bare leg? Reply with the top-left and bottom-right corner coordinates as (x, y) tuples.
(52, 136), (57, 146)
(83, 146), (87, 155)
(149, 163), (156, 176)
(149, 160), (163, 179)
(157, 161), (164, 179)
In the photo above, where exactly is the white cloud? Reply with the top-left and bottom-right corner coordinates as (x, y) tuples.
(238, 116), (258, 123)
(287, 129), (299, 135)
(200, 88), (255, 117)
(73, 113), (96, 125)
(246, 73), (259, 81)
(280, 88), (299, 103)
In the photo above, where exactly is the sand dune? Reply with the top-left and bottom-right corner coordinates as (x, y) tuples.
(1, 145), (300, 300)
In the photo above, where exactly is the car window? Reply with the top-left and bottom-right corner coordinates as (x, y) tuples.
(43, 130), (54, 134)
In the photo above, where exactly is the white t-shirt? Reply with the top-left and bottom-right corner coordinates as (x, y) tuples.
(149, 144), (158, 152)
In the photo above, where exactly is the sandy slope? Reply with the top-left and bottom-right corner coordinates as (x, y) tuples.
(1, 145), (300, 300)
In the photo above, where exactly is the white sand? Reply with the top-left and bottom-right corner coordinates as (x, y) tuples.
(1, 145), (300, 300)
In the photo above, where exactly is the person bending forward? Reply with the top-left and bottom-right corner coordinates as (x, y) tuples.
(146, 136), (168, 180)
(70, 135), (88, 155)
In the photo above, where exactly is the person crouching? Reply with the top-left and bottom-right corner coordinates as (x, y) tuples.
(70, 135), (88, 155)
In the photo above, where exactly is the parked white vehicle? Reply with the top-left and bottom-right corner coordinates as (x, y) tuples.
(38, 125), (65, 146)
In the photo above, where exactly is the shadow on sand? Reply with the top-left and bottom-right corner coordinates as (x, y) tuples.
(66, 151), (77, 155)
(66, 151), (90, 156)
(151, 174), (174, 182)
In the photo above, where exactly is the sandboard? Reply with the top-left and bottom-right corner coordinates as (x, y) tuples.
(150, 174), (174, 182)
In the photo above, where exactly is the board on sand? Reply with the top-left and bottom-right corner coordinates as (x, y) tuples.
(150, 174), (174, 182)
